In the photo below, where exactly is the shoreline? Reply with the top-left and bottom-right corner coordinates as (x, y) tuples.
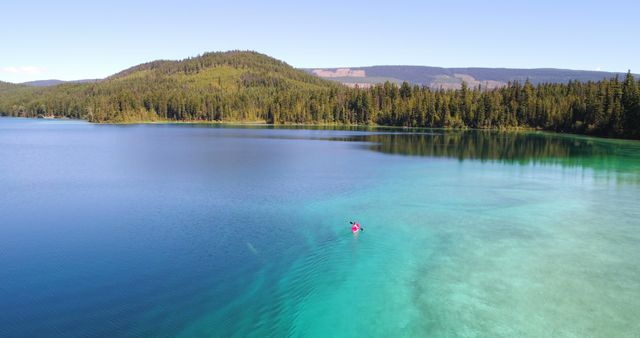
(93, 118), (538, 131)
(2, 115), (638, 142)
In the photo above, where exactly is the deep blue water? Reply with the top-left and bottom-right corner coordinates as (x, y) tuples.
(1, 117), (639, 337)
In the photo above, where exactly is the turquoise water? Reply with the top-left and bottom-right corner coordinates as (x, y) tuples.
(1, 118), (639, 337)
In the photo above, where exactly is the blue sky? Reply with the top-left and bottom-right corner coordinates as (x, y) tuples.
(2, 0), (639, 83)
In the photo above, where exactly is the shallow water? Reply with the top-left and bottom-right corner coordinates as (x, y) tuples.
(1, 118), (639, 337)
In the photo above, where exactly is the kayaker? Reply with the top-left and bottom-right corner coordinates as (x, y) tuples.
(349, 221), (364, 233)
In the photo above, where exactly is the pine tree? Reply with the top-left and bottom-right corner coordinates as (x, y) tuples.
(622, 71), (640, 137)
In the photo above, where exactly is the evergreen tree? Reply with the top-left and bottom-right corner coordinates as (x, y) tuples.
(622, 71), (640, 137)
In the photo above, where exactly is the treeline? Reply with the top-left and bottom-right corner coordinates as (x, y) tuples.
(348, 75), (640, 138)
(0, 51), (638, 139)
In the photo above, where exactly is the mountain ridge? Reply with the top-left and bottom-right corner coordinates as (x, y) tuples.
(20, 79), (99, 87)
(10, 64), (636, 89)
(304, 66), (637, 89)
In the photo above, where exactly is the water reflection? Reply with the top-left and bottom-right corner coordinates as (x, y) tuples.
(328, 131), (640, 183)
(159, 123), (640, 183)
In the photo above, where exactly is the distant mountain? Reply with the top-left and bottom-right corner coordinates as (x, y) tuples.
(21, 79), (66, 87)
(304, 66), (637, 89)
(21, 79), (99, 87)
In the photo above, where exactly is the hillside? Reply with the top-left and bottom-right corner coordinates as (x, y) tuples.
(305, 66), (636, 89)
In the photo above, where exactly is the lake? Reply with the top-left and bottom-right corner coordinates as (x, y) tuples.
(1, 117), (639, 337)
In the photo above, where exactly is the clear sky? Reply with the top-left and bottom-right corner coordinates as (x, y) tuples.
(2, 0), (639, 83)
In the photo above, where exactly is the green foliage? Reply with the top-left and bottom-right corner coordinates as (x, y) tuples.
(0, 51), (639, 139)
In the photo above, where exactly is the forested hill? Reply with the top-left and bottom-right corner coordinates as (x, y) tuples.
(0, 51), (341, 123)
(0, 51), (639, 139)
(107, 51), (332, 87)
